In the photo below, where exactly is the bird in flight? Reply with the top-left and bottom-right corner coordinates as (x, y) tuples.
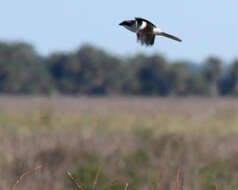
(119, 17), (182, 46)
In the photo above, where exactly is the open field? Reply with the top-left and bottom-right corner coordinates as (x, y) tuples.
(1, 96), (238, 190)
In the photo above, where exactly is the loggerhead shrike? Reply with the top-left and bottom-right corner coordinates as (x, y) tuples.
(119, 17), (182, 46)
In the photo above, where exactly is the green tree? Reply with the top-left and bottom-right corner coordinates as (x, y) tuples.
(48, 44), (127, 95)
(229, 59), (238, 95)
(137, 54), (170, 96)
(186, 73), (210, 95)
(0, 41), (233, 97)
(168, 61), (190, 96)
(202, 57), (224, 96)
(0, 42), (51, 94)
(47, 52), (81, 93)
(77, 44), (126, 94)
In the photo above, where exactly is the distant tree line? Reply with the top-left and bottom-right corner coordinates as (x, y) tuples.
(0, 41), (238, 96)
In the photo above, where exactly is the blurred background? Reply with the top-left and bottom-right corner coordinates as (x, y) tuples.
(1, 0), (238, 190)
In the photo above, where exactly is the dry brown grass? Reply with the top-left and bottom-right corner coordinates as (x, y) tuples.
(10, 165), (43, 190)
(66, 171), (84, 190)
(1, 96), (238, 190)
(13, 165), (186, 190)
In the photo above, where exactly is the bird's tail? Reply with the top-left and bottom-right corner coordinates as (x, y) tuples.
(160, 32), (182, 42)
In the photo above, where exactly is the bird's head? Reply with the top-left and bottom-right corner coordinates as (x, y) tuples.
(119, 20), (135, 26)
(119, 19), (137, 32)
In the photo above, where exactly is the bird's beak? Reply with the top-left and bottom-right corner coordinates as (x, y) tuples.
(119, 21), (127, 26)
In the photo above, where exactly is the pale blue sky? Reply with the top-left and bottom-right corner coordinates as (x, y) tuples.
(0, 0), (237, 62)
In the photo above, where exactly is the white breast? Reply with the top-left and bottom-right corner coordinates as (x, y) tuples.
(139, 21), (147, 30)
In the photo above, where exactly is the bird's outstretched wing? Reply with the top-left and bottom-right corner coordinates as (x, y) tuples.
(136, 32), (155, 46)
(135, 17), (156, 27)
(135, 17), (156, 46)
(135, 17), (155, 35)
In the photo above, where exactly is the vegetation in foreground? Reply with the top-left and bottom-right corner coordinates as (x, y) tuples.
(1, 97), (238, 190)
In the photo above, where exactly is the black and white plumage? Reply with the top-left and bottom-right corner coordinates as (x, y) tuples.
(119, 17), (182, 46)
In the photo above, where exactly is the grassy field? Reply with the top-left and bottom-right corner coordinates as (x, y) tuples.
(1, 96), (238, 190)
